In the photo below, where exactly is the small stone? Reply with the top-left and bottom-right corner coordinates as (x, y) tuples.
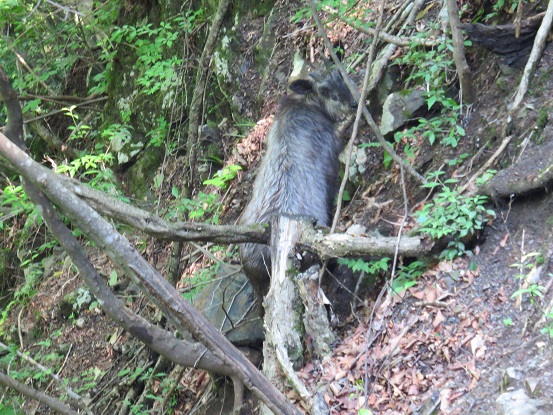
(346, 224), (367, 237)
(74, 317), (86, 329)
(501, 367), (519, 392)
(496, 389), (545, 415)
(525, 377), (541, 396)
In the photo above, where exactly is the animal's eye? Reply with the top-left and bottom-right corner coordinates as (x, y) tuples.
(319, 86), (330, 98)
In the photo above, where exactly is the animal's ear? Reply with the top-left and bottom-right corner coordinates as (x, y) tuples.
(289, 79), (314, 95)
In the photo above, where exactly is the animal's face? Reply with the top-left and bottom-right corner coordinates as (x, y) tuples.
(289, 68), (357, 122)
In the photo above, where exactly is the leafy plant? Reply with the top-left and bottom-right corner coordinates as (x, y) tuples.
(485, 0), (521, 20)
(393, 260), (427, 292)
(415, 171), (495, 259)
(203, 164), (241, 188)
(167, 164), (241, 224)
(338, 257), (390, 274)
(393, 30), (465, 147)
(182, 263), (220, 302)
(510, 251), (544, 305)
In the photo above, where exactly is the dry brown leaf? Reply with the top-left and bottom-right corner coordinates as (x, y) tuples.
(408, 383), (419, 395)
(426, 288), (437, 302)
(433, 309), (445, 327)
(439, 388), (452, 412)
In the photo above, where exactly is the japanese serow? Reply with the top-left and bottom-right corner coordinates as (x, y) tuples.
(239, 66), (357, 298)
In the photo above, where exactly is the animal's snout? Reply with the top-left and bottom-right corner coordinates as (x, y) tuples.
(350, 100), (358, 110)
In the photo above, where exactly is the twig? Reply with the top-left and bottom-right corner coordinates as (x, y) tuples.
(335, 14), (439, 47)
(459, 135), (513, 194)
(17, 307), (24, 349)
(330, 3), (383, 232)
(0, 341), (94, 415)
(510, 0), (553, 112)
(19, 93), (101, 103)
(0, 371), (80, 415)
(309, 0), (426, 184)
(447, 0), (475, 103)
(45, 0), (85, 16)
(23, 96), (108, 123)
(515, 0), (524, 38)
(11, 48), (56, 95)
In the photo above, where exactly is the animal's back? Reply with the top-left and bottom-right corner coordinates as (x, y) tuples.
(239, 99), (343, 296)
(239, 67), (356, 298)
(241, 99), (342, 226)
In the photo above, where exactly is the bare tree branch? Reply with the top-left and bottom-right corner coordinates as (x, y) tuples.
(0, 371), (80, 415)
(511, 0), (553, 111)
(333, 12), (439, 47)
(185, 0), (232, 192)
(0, 65), (299, 415)
(308, 0), (426, 185)
(446, 0), (475, 103)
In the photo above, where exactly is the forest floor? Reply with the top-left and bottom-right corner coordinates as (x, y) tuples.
(4, 1), (553, 415)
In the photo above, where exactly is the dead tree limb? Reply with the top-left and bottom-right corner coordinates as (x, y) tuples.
(0, 66), (299, 415)
(337, 14), (439, 47)
(185, 0), (231, 192)
(308, 0), (427, 185)
(0, 341), (93, 415)
(446, 0), (475, 104)
(0, 371), (80, 415)
(41, 170), (429, 256)
(261, 215), (312, 415)
(478, 139), (553, 198)
(460, 12), (544, 55)
(511, 0), (553, 111)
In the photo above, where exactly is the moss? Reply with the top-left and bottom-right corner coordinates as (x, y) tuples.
(537, 108), (548, 129)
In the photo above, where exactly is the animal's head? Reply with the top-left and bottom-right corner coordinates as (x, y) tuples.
(289, 68), (357, 122)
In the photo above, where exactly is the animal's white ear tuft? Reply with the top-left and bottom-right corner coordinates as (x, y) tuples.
(289, 79), (314, 95)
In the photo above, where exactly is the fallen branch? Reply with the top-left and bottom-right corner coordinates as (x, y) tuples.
(0, 65), (298, 415)
(336, 14), (439, 47)
(40, 170), (428, 256)
(23, 96), (107, 123)
(510, 0), (553, 111)
(0, 341), (93, 415)
(0, 371), (79, 415)
(460, 135), (513, 195)
(479, 138), (553, 198)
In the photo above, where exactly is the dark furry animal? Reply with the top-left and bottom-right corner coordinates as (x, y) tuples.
(239, 67), (357, 298)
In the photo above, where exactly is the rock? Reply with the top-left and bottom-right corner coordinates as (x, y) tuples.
(525, 377), (541, 396)
(501, 367), (520, 392)
(346, 224), (367, 237)
(496, 389), (546, 415)
(189, 264), (264, 347)
(380, 90), (425, 136)
(339, 145), (368, 184)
